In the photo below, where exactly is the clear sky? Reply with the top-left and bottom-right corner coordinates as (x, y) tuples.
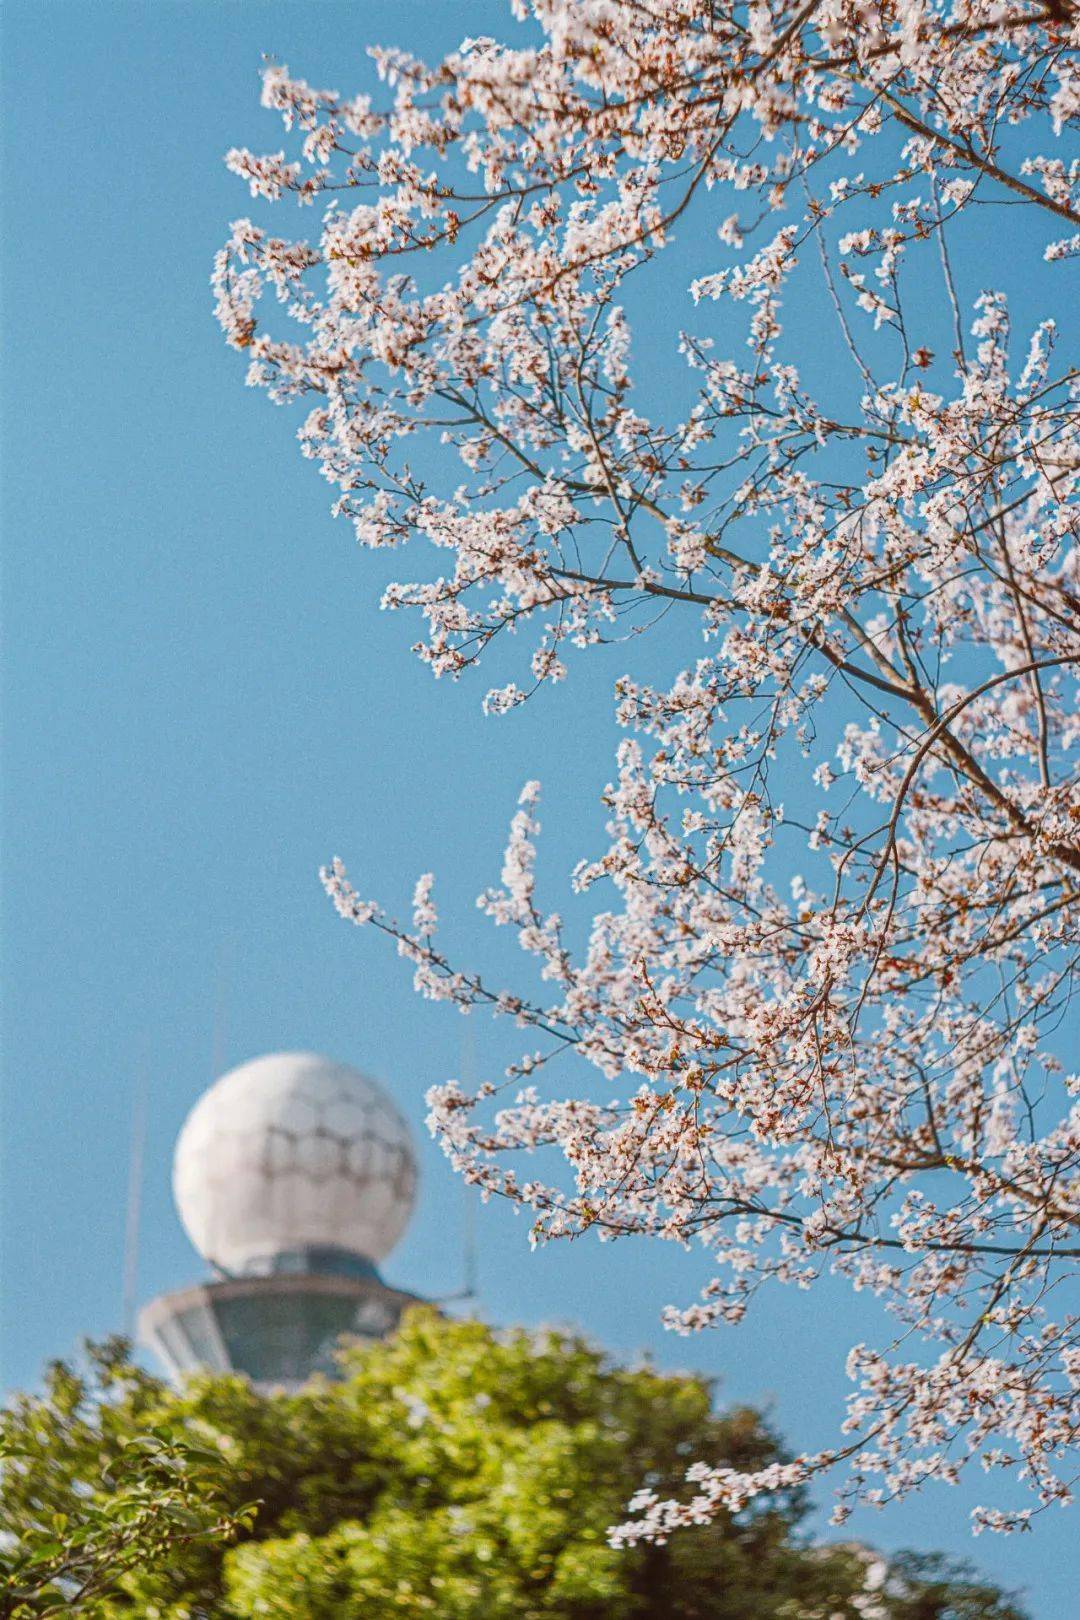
(1, 4), (1074, 1614)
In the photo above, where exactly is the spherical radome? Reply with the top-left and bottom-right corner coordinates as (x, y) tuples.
(172, 1053), (417, 1273)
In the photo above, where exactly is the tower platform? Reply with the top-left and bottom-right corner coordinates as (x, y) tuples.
(139, 1261), (419, 1391)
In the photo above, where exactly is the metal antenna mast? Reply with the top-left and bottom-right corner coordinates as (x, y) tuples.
(211, 936), (235, 1083)
(459, 1020), (480, 1307)
(121, 1058), (150, 1338)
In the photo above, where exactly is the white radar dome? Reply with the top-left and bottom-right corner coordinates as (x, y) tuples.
(173, 1052), (417, 1275)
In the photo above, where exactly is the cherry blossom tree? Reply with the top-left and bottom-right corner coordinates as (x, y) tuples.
(215, 0), (1079, 1542)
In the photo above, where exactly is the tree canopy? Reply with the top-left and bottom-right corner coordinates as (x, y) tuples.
(1, 1312), (1026, 1619)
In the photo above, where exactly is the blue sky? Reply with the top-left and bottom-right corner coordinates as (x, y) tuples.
(1, 3), (1074, 1612)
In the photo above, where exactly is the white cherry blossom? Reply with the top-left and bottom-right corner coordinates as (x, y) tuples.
(218, 0), (1079, 1541)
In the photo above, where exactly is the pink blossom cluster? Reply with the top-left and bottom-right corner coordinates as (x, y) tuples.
(219, 0), (1079, 1539)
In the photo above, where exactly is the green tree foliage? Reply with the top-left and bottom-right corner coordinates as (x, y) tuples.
(1, 1313), (1026, 1619)
(0, 1344), (254, 1617)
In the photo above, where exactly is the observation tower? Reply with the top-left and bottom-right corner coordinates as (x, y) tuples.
(138, 1052), (419, 1390)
